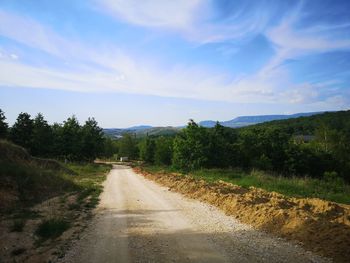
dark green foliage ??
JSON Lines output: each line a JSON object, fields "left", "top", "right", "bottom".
{"left": 140, "top": 111, "right": 350, "bottom": 183}
{"left": 102, "top": 137, "right": 119, "bottom": 158}
{"left": 31, "top": 113, "right": 53, "bottom": 157}
{"left": 139, "top": 137, "right": 156, "bottom": 163}
{"left": 60, "top": 116, "right": 83, "bottom": 160}
{"left": 173, "top": 120, "right": 210, "bottom": 170}
{"left": 81, "top": 118, "right": 104, "bottom": 161}
{"left": 35, "top": 218, "right": 70, "bottom": 240}
{"left": 154, "top": 136, "right": 173, "bottom": 165}
{"left": 3, "top": 110, "right": 106, "bottom": 161}
{"left": 0, "top": 109, "right": 8, "bottom": 138}
{"left": 207, "top": 123, "right": 238, "bottom": 168}
{"left": 118, "top": 133, "right": 138, "bottom": 159}
{"left": 10, "top": 112, "right": 34, "bottom": 150}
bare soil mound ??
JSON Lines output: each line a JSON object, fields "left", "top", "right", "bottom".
{"left": 134, "top": 167, "right": 350, "bottom": 263}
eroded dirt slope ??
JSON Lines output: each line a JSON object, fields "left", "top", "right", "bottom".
{"left": 134, "top": 167, "right": 350, "bottom": 262}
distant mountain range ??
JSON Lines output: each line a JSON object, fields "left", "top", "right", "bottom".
{"left": 199, "top": 112, "right": 323, "bottom": 128}
{"left": 103, "top": 112, "right": 324, "bottom": 138}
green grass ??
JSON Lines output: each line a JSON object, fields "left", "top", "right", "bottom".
{"left": 35, "top": 218, "right": 70, "bottom": 240}
{"left": 66, "top": 163, "right": 111, "bottom": 208}
{"left": 142, "top": 165, "right": 350, "bottom": 204}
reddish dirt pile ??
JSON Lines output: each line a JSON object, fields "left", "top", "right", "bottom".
{"left": 134, "top": 167, "right": 350, "bottom": 263}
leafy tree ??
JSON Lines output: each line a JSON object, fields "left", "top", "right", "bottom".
{"left": 207, "top": 122, "right": 238, "bottom": 168}
{"left": 0, "top": 109, "right": 8, "bottom": 138}
{"left": 118, "top": 133, "right": 138, "bottom": 159}
{"left": 154, "top": 136, "right": 173, "bottom": 165}
{"left": 31, "top": 113, "right": 53, "bottom": 157}
{"left": 139, "top": 136, "right": 156, "bottom": 163}
{"left": 102, "top": 137, "right": 119, "bottom": 159}
{"left": 10, "top": 112, "right": 34, "bottom": 151}
{"left": 173, "top": 120, "right": 209, "bottom": 170}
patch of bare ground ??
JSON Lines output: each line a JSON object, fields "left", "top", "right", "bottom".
{"left": 134, "top": 167, "right": 350, "bottom": 263}
{"left": 0, "top": 193, "right": 93, "bottom": 263}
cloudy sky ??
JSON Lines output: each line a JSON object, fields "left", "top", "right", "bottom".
{"left": 0, "top": 0, "right": 349, "bottom": 127}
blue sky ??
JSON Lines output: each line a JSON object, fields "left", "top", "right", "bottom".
{"left": 0, "top": 0, "right": 349, "bottom": 128}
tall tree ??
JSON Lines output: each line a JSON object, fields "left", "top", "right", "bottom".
{"left": 10, "top": 112, "right": 34, "bottom": 150}
{"left": 31, "top": 113, "right": 53, "bottom": 157}
{"left": 0, "top": 109, "right": 8, "bottom": 139}
{"left": 154, "top": 136, "right": 173, "bottom": 165}
{"left": 139, "top": 136, "right": 156, "bottom": 163}
{"left": 61, "top": 116, "right": 82, "bottom": 160}
{"left": 81, "top": 117, "right": 104, "bottom": 160}
{"left": 173, "top": 120, "right": 209, "bottom": 170}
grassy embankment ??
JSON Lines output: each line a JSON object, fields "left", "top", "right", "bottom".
{"left": 142, "top": 165, "right": 350, "bottom": 204}
{"left": 0, "top": 140, "right": 111, "bottom": 261}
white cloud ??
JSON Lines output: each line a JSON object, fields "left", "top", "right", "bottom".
{"left": 10, "top": 54, "right": 18, "bottom": 60}
{"left": 0, "top": 7, "right": 349, "bottom": 110}
{"left": 95, "top": 0, "right": 203, "bottom": 29}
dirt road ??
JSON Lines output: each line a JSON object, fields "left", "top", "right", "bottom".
{"left": 61, "top": 165, "right": 328, "bottom": 263}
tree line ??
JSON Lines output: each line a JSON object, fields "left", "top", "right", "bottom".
{"left": 2, "top": 107, "right": 349, "bottom": 182}
{"left": 134, "top": 111, "right": 350, "bottom": 182}
{"left": 0, "top": 109, "right": 107, "bottom": 161}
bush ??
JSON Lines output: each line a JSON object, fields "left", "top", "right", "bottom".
{"left": 35, "top": 218, "right": 70, "bottom": 240}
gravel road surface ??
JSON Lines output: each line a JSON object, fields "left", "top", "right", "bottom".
{"left": 61, "top": 165, "right": 328, "bottom": 263}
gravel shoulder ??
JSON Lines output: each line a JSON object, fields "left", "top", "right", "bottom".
{"left": 61, "top": 165, "right": 329, "bottom": 263}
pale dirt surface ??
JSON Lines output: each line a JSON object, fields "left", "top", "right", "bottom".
{"left": 60, "top": 165, "right": 329, "bottom": 263}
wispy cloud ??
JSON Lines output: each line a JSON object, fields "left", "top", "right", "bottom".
{"left": 0, "top": 1, "right": 349, "bottom": 110}
{"left": 95, "top": 0, "right": 203, "bottom": 29}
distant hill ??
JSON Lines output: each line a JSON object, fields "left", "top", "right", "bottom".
{"left": 103, "top": 111, "right": 327, "bottom": 138}
{"left": 239, "top": 110, "right": 350, "bottom": 135}
{"left": 103, "top": 126, "right": 180, "bottom": 138}
{"left": 200, "top": 112, "right": 324, "bottom": 128}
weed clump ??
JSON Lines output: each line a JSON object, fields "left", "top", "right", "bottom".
{"left": 35, "top": 218, "right": 70, "bottom": 240}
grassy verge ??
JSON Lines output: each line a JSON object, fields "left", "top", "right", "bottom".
{"left": 66, "top": 163, "right": 111, "bottom": 209}
{"left": 142, "top": 165, "right": 350, "bottom": 204}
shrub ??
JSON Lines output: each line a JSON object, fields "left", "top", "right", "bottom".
{"left": 35, "top": 218, "right": 70, "bottom": 240}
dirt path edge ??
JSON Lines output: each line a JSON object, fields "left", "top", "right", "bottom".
{"left": 133, "top": 167, "right": 350, "bottom": 263}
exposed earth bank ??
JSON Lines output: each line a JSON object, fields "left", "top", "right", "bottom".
{"left": 134, "top": 167, "right": 350, "bottom": 263}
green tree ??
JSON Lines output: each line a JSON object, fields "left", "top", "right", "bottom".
{"left": 139, "top": 136, "right": 156, "bottom": 163}
{"left": 102, "top": 137, "right": 119, "bottom": 159}
{"left": 118, "top": 133, "right": 138, "bottom": 159}
{"left": 154, "top": 136, "right": 173, "bottom": 165}
{"left": 207, "top": 122, "right": 238, "bottom": 168}
{"left": 61, "top": 116, "right": 82, "bottom": 160}
{"left": 81, "top": 117, "right": 104, "bottom": 160}
{"left": 31, "top": 113, "right": 53, "bottom": 157}
{"left": 173, "top": 120, "right": 209, "bottom": 170}
{"left": 0, "top": 109, "right": 8, "bottom": 138}
{"left": 10, "top": 112, "right": 34, "bottom": 151}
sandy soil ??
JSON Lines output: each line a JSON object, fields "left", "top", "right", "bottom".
{"left": 61, "top": 165, "right": 328, "bottom": 263}
{"left": 134, "top": 168, "right": 350, "bottom": 262}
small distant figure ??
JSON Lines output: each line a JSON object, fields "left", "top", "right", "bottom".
{"left": 120, "top": 157, "right": 129, "bottom": 162}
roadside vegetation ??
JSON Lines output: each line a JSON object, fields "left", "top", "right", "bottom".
{"left": 133, "top": 110, "right": 350, "bottom": 204}
{"left": 0, "top": 138, "right": 111, "bottom": 262}
{"left": 142, "top": 165, "right": 350, "bottom": 204}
